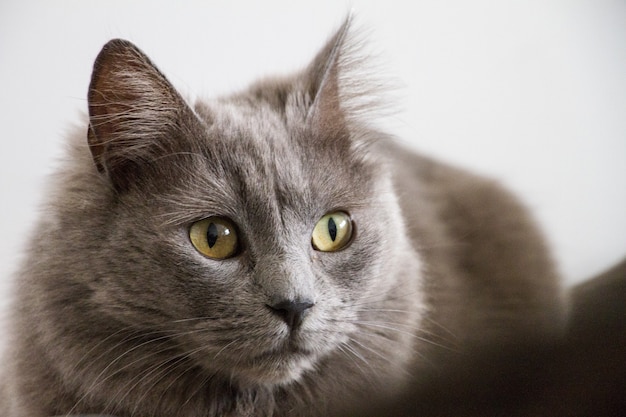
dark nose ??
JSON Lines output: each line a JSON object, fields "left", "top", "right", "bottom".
{"left": 267, "top": 299, "right": 315, "bottom": 330}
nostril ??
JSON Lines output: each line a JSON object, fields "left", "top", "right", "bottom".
{"left": 267, "top": 299, "right": 315, "bottom": 330}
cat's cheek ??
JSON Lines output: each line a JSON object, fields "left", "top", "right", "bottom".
{"left": 312, "top": 251, "right": 380, "bottom": 296}
{"left": 181, "top": 239, "right": 246, "bottom": 282}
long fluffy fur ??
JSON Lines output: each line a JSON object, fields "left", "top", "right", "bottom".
{"left": 1, "top": 18, "right": 565, "bottom": 417}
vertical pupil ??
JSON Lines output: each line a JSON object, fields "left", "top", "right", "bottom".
{"left": 207, "top": 222, "right": 218, "bottom": 248}
{"left": 328, "top": 217, "right": 337, "bottom": 241}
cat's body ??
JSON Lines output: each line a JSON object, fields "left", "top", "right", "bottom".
{"left": 1, "top": 20, "right": 565, "bottom": 417}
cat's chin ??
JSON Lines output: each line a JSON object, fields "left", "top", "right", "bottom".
{"left": 231, "top": 349, "right": 318, "bottom": 387}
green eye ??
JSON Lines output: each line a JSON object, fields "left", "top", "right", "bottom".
{"left": 189, "top": 217, "right": 239, "bottom": 259}
{"left": 312, "top": 211, "right": 353, "bottom": 252}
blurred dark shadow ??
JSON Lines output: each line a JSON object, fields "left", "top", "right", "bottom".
{"left": 356, "top": 258, "right": 626, "bottom": 417}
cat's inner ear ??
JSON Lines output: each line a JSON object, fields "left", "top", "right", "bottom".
{"left": 304, "top": 16, "right": 353, "bottom": 140}
{"left": 87, "top": 39, "right": 192, "bottom": 190}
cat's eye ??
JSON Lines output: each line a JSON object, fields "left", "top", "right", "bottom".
{"left": 189, "top": 217, "right": 239, "bottom": 260}
{"left": 312, "top": 211, "right": 353, "bottom": 252}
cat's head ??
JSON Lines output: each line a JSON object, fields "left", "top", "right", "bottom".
{"left": 67, "top": 18, "right": 421, "bottom": 388}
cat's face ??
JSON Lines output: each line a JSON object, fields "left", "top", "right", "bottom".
{"left": 80, "top": 22, "right": 418, "bottom": 388}
{"left": 121, "top": 107, "right": 394, "bottom": 386}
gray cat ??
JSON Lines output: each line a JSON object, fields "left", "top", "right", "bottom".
{"left": 1, "top": 18, "right": 566, "bottom": 417}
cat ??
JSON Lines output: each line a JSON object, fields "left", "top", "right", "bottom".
{"left": 1, "top": 17, "right": 566, "bottom": 417}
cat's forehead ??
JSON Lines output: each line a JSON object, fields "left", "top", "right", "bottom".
{"left": 203, "top": 100, "right": 290, "bottom": 143}
{"left": 193, "top": 96, "right": 316, "bottom": 183}
{"left": 168, "top": 96, "right": 378, "bottom": 227}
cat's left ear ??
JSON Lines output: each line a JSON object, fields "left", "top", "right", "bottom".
{"left": 304, "top": 16, "right": 353, "bottom": 140}
{"left": 87, "top": 39, "right": 196, "bottom": 191}
{"left": 304, "top": 15, "right": 379, "bottom": 143}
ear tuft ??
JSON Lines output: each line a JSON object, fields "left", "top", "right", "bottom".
{"left": 304, "top": 15, "right": 394, "bottom": 142}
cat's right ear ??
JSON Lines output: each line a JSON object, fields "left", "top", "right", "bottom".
{"left": 87, "top": 39, "right": 194, "bottom": 191}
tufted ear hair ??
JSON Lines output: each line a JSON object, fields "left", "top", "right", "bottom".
{"left": 303, "top": 16, "right": 353, "bottom": 141}
{"left": 87, "top": 39, "right": 196, "bottom": 191}
{"left": 302, "top": 14, "right": 389, "bottom": 150}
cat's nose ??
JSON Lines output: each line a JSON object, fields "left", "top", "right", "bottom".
{"left": 267, "top": 299, "right": 315, "bottom": 330}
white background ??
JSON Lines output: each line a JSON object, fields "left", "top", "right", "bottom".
{"left": 1, "top": 0, "right": 625, "bottom": 324}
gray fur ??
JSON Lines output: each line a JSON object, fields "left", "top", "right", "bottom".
{"left": 1, "top": 18, "right": 565, "bottom": 417}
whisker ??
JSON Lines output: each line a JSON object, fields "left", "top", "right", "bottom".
{"left": 68, "top": 334, "right": 173, "bottom": 416}
{"left": 343, "top": 313, "right": 450, "bottom": 340}
{"left": 422, "top": 315, "right": 459, "bottom": 340}
{"left": 343, "top": 286, "right": 424, "bottom": 310}
{"left": 128, "top": 354, "right": 190, "bottom": 416}
{"left": 69, "top": 324, "right": 216, "bottom": 415}
{"left": 181, "top": 372, "right": 213, "bottom": 410}
{"left": 64, "top": 325, "right": 150, "bottom": 383}
{"left": 348, "top": 337, "right": 394, "bottom": 364}
{"left": 337, "top": 341, "right": 372, "bottom": 376}
{"left": 117, "top": 329, "right": 246, "bottom": 415}
{"left": 348, "top": 320, "right": 458, "bottom": 352}
{"left": 347, "top": 327, "right": 435, "bottom": 367}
